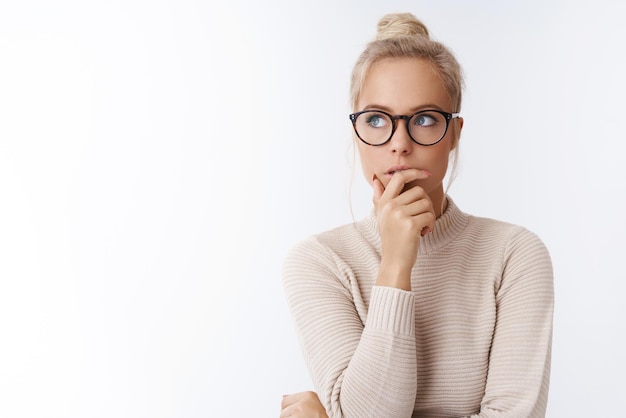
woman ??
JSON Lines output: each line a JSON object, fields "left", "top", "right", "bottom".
{"left": 281, "top": 12, "right": 553, "bottom": 418}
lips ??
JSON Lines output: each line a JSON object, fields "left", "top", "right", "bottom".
{"left": 385, "top": 165, "right": 413, "bottom": 176}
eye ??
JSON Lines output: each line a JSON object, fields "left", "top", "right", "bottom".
{"left": 413, "top": 112, "right": 440, "bottom": 127}
{"left": 365, "top": 113, "right": 388, "bottom": 128}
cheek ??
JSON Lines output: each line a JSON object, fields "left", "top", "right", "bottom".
{"left": 356, "top": 144, "right": 377, "bottom": 185}
{"left": 426, "top": 135, "right": 455, "bottom": 172}
{"left": 434, "top": 148, "right": 451, "bottom": 171}
{"left": 425, "top": 150, "right": 452, "bottom": 184}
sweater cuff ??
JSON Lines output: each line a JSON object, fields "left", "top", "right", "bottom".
{"left": 366, "top": 286, "right": 415, "bottom": 336}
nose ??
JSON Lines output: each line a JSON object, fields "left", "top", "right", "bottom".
{"left": 389, "top": 119, "right": 413, "bottom": 154}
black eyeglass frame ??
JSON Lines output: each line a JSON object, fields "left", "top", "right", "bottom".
{"left": 349, "top": 109, "right": 461, "bottom": 146}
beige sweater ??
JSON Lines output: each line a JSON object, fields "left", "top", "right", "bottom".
{"left": 283, "top": 198, "right": 553, "bottom": 418}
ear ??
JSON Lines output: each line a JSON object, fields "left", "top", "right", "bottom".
{"left": 450, "top": 117, "right": 464, "bottom": 151}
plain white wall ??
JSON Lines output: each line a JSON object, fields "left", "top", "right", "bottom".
{"left": 1, "top": 0, "right": 625, "bottom": 416}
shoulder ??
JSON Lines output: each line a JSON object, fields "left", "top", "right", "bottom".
{"left": 284, "top": 212, "right": 376, "bottom": 266}
{"left": 466, "top": 214, "right": 549, "bottom": 254}
{"left": 282, "top": 221, "right": 369, "bottom": 301}
{"left": 282, "top": 212, "right": 380, "bottom": 291}
{"left": 285, "top": 221, "right": 359, "bottom": 258}
{"left": 434, "top": 198, "right": 548, "bottom": 259}
{"left": 457, "top": 210, "right": 552, "bottom": 280}
{"left": 465, "top": 214, "right": 553, "bottom": 296}
{"left": 283, "top": 221, "right": 358, "bottom": 273}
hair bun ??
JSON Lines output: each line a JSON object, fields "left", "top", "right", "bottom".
{"left": 376, "top": 12, "right": 429, "bottom": 41}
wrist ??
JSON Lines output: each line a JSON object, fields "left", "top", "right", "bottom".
{"left": 376, "top": 261, "right": 412, "bottom": 291}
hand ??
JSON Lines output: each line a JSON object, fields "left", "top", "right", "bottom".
{"left": 280, "top": 391, "right": 329, "bottom": 418}
{"left": 372, "top": 169, "right": 435, "bottom": 290}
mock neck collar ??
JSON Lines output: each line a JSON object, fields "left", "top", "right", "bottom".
{"left": 356, "top": 196, "right": 470, "bottom": 255}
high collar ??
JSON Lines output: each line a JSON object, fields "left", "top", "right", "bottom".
{"left": 356, "top": 196, "right": 470, "bottom": 255}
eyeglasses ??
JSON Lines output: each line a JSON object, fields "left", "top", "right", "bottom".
{"left": 349, "top": 109, "right": 461, "bottom": 146}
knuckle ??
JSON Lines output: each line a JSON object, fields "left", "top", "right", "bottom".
{"left": 381, "top": 200, "right": 396, "bottom": 215}
{"left": 407, "top": 222, "right": 420, "bottom": 234}
{"left": 391, "top": 208, "right": 405, "bottom": 222}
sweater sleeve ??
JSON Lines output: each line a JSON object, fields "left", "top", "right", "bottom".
{"left": 469, "top": 228, "right": 554, "bottom": 418}
{"left": 283, "top": 237, "right": 417, "bottom": 418}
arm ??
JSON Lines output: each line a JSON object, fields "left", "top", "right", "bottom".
{"left": 470, "top": 228, "right": 554, "bottom": 418}
{"left": 283, "top": 170, "right": 433, "bottom": 417}
{"left": 283, "top": 239, "right": 417, "bottom": 418}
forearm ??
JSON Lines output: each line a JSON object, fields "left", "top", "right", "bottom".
{"left": 284, "top": 239, "right": 418, "bottom": 418}
{"left": 325, "top": 286, "right": 417, "bottom": 417}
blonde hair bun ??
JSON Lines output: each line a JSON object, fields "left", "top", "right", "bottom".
{"left": 376, "top": 12, "right": 429, "bottom": 41}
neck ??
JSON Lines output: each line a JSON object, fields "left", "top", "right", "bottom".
{"left": 429, "top": 185, "right": 447, "bottom": 218}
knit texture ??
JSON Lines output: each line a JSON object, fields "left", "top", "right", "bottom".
{"left": 283, "top": 198, "right": 553, "bottom": 418}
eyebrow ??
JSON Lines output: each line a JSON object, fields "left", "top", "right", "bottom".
{"left": 362, "top": 103, "right": 446, "bottom": 113}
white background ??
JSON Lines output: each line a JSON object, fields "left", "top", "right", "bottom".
{"left": 1, "top": 0, "right": 625, "bottom": 417}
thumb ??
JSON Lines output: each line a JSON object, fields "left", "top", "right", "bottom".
{"left": 372, "top": 174, "right": 384, "bottom": 206}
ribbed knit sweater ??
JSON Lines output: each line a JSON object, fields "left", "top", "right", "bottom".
{"left": 283, "top": 197, "right": 553, "bottom": 418}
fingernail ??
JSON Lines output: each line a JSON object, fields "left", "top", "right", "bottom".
{"left": 423, "top": 170, "right": 432, "bottom": 176}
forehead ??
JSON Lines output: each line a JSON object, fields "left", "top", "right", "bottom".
{"left": 358, "top": 58, "right": 452, "bottom": 112}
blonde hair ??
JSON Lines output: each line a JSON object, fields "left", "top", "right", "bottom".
{"left": 349, "top": 12, "right": 465, "bottom": 189}
{"left": 350, "top": 12, "right": 464, "bottom": 114}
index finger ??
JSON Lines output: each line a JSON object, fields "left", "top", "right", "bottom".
{"left": 382, "top": 168, "right": 431, "bottom": 199}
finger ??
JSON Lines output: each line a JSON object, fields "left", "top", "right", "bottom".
{"left": 390, "top": 199, "right": 435, "bottom": 235}
{"left": 392, "top": 184, "right": 431, "bottom": 206}
{"left": 279, "top": 403, "right": 293, "bottom": 417}
{"left": 400, "top": 196, "right": 434, "bottom": 217}
{"left": 414, "top": 211, "right": 436, "bottom": 236}
{"left": 382, "top": 169, "right": 431, "bottom": 199}
{"left": 280, "top": 395, "right": 299, "bottom": 417}
{"left": 372, "top": 175, "right": 385, "bottom": 207}
{"left": 281, "top": 394, "right": 296, "bottom": 409}
{"left": 281, "top": 392, "right": 314, "bottom": 409}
